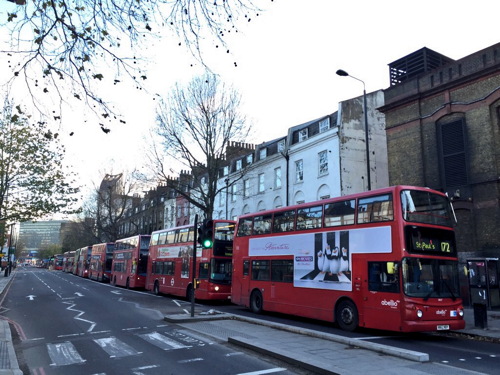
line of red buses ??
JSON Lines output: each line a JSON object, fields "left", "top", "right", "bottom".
{"left": 52, "top": 186, "right": 466, "bottom": 333}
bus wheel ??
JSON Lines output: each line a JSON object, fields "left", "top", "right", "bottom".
{"left": 250, "top": 290, "right": 263, "bottom": 314}
{"left": 335, "top": 299, "right": 359, "bottom": 332}
{"left": 153, "top": 281, "right": 160, "bottom": 296}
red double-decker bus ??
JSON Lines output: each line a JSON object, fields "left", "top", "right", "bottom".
{"left": 231, "top": 185, "right": 465, "bottom": 333}
{"left": 75, "top": 246, "right": 92, "bottom": 278}
{"left": 146, "top": 220, "right": 235, "bottom": 301}
{"left": 89, "top": 242, "right": 115, "bottom": 282}
{"left": 111, "top": 235, "right": 151, "bottom": 289}
{"left": 52, "top": 254, "right": 63, "bottom": 270}
{"left": 62, "top": 250, "right": 75, "bottom": 273}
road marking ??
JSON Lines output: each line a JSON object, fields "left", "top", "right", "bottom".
{"left": 94, "top": 337, "right": 142, "bottom": 358}
{"left": 226, "top": 352, "right": 245, "bottom": 356}
{"left": 26, "top": 295, "right": 36, "bottom": 301}
{"left": 63, "top": 301, "right": 97, "bottom": 332}
{"left": 132, "top": 365, "right": 160, "bottom": 375}
{"left": 47, "top": 341, "right": 86, "bottom": 366}
{"left": 178, "top": 358, "right": 203, "bottom": 363}
{"left": 74, "top": 292, "right": 84, "bottom": 297}
{"left": 139, "top": 331, "right": 191, "bottom": 351}
{"left": 237, "top": 369, "right": 288, "bottom": 375}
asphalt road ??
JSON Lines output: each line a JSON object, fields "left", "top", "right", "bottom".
{"left": 4, "top": 268, "right": 303, "bottom": 375}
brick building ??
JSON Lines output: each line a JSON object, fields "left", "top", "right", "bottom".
{"left": 380, "top": 44, "right": 500, "bottom": 301}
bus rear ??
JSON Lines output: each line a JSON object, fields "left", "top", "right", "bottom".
{"left": 147, "top": 220, "right": 234, "bottom": 300}
{"left": 89, "top": 243, "right": 114, "bottom": 282}
{"left": 111, "top": 235, "right": 150, "bottom": 289}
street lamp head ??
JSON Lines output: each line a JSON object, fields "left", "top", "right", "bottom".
{"left": 336, "top": 69, "right": 349, "bottom": 77}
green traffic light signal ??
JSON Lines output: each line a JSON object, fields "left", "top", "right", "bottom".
{"left": 202, "top": 238, "right": 213, "bottom": 249}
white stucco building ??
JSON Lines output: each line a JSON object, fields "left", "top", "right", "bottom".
{"left": 215, "top": 90, "right": 388, "bottom": 220}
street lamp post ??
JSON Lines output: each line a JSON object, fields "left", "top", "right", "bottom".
{"left": 336, "top": 69, "right": 371, "bottom": 191}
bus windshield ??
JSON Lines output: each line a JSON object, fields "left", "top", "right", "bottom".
{"left": 402, "top": 258, "right": 460, "bottom": 300}
{"left": 401, "top": 189, "right": 455, "bottom": 227}
{"left": 210, "top": 258, "right": 232, "bottom": 284}
{"left": 214, "top": 222, "right": 235, "bottom": 241}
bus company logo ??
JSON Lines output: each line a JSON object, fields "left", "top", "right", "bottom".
{"left": 436, "top": 309, "right": 447, "bottom": 316}
{"left": 381, "top": 299, "right": 399, "bottom": 308}
{"left": 264, "top": 242, "right": 290, "bottom": 251}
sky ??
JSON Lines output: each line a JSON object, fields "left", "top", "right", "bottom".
{"left": 2, "top": 0, "right": 500, "bottom": 200}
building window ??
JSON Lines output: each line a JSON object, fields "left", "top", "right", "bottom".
{"left": 437, "top": 118, "right": 468, "bottom": 188}
{"left": 299, "top": 129, "right": 308, "bottom": 142}
{"left": 236, "top": 159, "right": 242, "bottom": 171}
{"left": 319, "top": 118, "right": 330, "bottom": 133}
{"left": 231, "top": 183, "right": 238, "bottom": 202}
{"left": 246, "top": 154, "right": 253, "bottom": 164}
{"left": 277, "top": 140, "right": 285, "bottom": 153}
{"left": 223, "top": 166, "right": 229, "bottom": 176}
{"left": 244, "top": 179, "right": 250, "bottom": 198}
{"left": 258, "top": 173, "right": 265, "bottom": 193}
{"left": 295, "top": 160, "right": 303, "bottom": 182}
{"left": 318, "top": 150, "right": 328, "bottom": 176}
{"left": 259, "top": 148, "right": 267, "bottom": 160}
{"left": 274, "top": 167, "right": 282, "bottom": 189}
{"left": 220, "top": 190, "right": 226, "bottom": 206}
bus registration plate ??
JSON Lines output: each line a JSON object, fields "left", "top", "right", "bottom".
{"left": 437, "top": 325, "right": 450, "bottom": 331}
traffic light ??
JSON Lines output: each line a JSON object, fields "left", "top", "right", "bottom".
{"left": 197, "top": 219, "right": 214, "bottom": 249}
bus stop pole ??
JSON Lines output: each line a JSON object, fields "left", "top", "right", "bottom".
{"left": 191, "top": 214, "right": 199, "bottom": 317}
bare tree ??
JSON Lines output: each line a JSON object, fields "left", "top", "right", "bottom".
{"left": 60, "top": 217, "right": 99, "bottom": 252}
{"left": 2, "top": 0, "right": 261, "bottom": 127}
{"left": 152, "top": 72, "right": 251, "bottom": 220}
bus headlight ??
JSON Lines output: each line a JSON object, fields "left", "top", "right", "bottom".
{"left": 416, "top": 309, "right": 423, "bottom": 318}
{"left": 458, "top": 309, "right": 464, "bottom": 317}
{"left": 214, "top": 286, "right": 220, "bottom": 292}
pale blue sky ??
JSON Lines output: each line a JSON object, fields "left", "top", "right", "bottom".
{"left": 2, "top": 0, "right": 499, "bottom": 195}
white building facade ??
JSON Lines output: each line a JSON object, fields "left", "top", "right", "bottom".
{"left": 216, "top": 90, "right": 387, "bottom": 219}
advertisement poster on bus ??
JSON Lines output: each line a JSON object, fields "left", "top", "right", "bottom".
{"left": 157, "top": 245, "right": 202, "bottom": 278}
{"left": 248, "top": 226, "right": 392, "bottom": 291}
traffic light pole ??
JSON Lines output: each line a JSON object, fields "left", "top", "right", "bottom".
{"left": 191, "top": 214, "right": 199, "bottom": 317}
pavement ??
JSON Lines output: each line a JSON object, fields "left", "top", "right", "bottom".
{"left": 0, "top": 270, "right": 499, "bottom": 375}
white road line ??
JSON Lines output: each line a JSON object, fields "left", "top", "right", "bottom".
{"left": 237, "top": 369, "right": 288, "bottom": 375}
{"left": 47, "top": 341, "right": 86, "bottom": 366}
{"left": 226, "top": 352, "right": 245, "bottom": 357}
{"left": 178, "top": 358, "right": 203, "bottom": 364}
{"left": 93, "top": 337, "right": 142, "bottom": 358}
{"left": 63, "top": 301, "right": 97, "bottom": 332}
{"left": 90, "top": 330, "right": 111, "bottom": 335}
{"left": 139, "top": 332, "right": 191, "bottom": 350}
{"left": 132, "top": 365, "right": 160, "bottom": 370}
